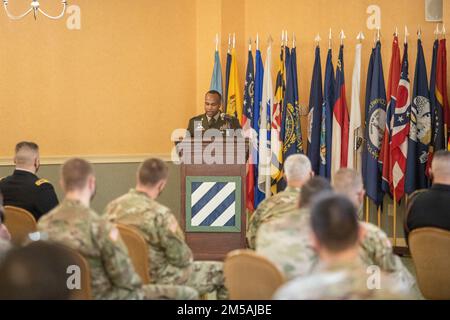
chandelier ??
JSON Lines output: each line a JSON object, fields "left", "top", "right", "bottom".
{"left": 3, "top": 0, "right": 67, "bottom": 20}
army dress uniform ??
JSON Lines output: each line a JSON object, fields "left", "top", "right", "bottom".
{"left": 246, "top": 186, "right": 301, "bottom": 249}
{"left": 0, "top": 170, "right": 59, "bottom": 221}
{"left": 38, "top": 199, "right": 198, "bottom": 300}
{"left": 274, "top": 259, "right": 412, "bottom": 300}
{"left": 187, "top": 113, "right": 241, "bottom": 137}
{"left": 105, "top": 189, "right": 228, "bottom": 299}
{"left": 256, "top": 209, "right": 419, "bottom": 297}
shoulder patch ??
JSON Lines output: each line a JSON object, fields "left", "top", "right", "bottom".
{"left": 35, "top": 178, "right": 50, "bottom": 186}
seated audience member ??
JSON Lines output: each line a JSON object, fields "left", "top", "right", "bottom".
{"left": 405, "top": 150, "right": 450, "bottom": 239}
{"left": 0, "top": 142, "right": 58, "bottom": 221}
{"left": 332, "top": 169, "right": 417, "bottom": 293}
{"left": 274, "top": 193, "right": 412, "bottom": 300}
{"left": 38, "top": 158, "right": 197, "bottom": 300}
{"left": 256, "top": 177, "right": 332, "bottom": 279}
{"left": 0, "top": 241, "right": 77, "bottom": 300}
{"left": 0, "top": 193, "right": 12, "bottom": 261}
{"left": 247, "top": 154, "right": 313, "bottom": 249}
{"left": 105, "top": 158, "right": 227, "bottom": 299}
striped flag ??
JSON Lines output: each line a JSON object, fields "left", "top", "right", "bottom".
{"left": 390, "top": 43, "right": 410, "bottom": 201}
{"left": 258, "top": 44, "right": 273, "bottom": 198}
{"left": 271, "top": 45, "right": 285, "bottom": 194}
{"left": 331, "top": 44, "right": 350, "bottom": 176}
{"left": 243, "top": 48, "right": 255, "bottom": 211}
{"left": 381, "top": 35, "right": 401, "bottom": 195}
{"left": 307, "top": 45, "right": 323, "bottom": 174}
{"left": 318, "top": 48, "right": 335, "bottom": 179}
{"left": 348, "top": 39, "right": 363, "bottom": 172}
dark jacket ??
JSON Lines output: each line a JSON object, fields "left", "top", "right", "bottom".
{"left": 405, "top": 184, "right": 450, "bottom": 241}
{"left": 0, "top": 170, "right": 59, "bottom": 221}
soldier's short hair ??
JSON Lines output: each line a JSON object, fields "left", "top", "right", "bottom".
{"left": 332, "top": 168, "right": 363, "bottom": 196}
{"left": 432, "top": 150, "right": 450, "bottom": 177}
{"left": 0, "top": 241, "right": 76, "bottom": 299}
{"left": 284, "top": 154, "right": 312, "bottom": 181}
{"left": 61, "top": 158, "right": 94, "bottom": 191}
{"left": 205, "top": 90, "right": 222, "bottom": 104}
{"left": 299, "top": 177, "right": 332, "bottom": 208}
{"left": 138, "top": 158, "right": 169, "bottom": 187}
{"left": 14, "top": 142, "right": 39, "bottom": 166}
{"left": 15, "top": 141, "right": 39, "bottom": 153}
{"left": 310, "top": 193, "right": 359, "bottom": 253}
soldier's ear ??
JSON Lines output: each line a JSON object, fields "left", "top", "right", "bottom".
{"left": 310, "top": 232, "right": 320, "bottom": 251}
{"left": 358, "top": 224, "right": 367, "bottom": 243}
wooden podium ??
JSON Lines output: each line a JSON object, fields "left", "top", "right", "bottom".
{"left": 176, "top": 137, "right": 248, "bottom": 261}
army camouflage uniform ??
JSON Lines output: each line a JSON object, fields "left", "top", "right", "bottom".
{"left": 246, "top": 186, "right": 301, "bottom": 249}
{"left": 38, "top": 199, "right": 198, "bottom": 300}
{"left": 256, "top": 208, "right": 419, "bottom": 297}
{"left": 187, "top": 113, "right": 242, "bottom": 137}
{"left": 274, "top": 259, "right": 413, "bottom": 300}
{"left": 105, "top": 189, "right": 227, "bottom": 299}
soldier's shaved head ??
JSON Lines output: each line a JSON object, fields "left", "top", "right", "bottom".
{"left": 283, "top": 154, "right": 313, "bottom": 186}
{"left": 61, "top": 158, "right": 94, "bottom": 192}
{"left": 431, "top": 151, "right": 450, "bottom": 184}
{"left": 14, "top": 142, "right": 40, "bottom": 171}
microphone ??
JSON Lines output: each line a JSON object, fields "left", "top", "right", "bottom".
{"left": 220, "top": 113, "right": 234, "bottom": 121}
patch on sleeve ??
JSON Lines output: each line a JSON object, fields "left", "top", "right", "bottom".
{"left": 109, "top": 227, "right": 120, "bottom": 242}
{"left": 168, "top": 216, "right": 179, "bottom": 234}
{"left": 35, "top": 178, "right": 50, "bottom": 186}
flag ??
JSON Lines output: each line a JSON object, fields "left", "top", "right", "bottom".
{"left": 243, "top": 48, "right": 255, "bottom": 211}
{"left": 253, "top": 49, "right": 265, "bottom": 208}
{"left": 271, "top": 46, "right": 285, "bottom": 194}
{"left": 281, "top": 45, "right": 303, "bottom": 177}
{"left": 348, "top": 40, "right": 363, "bottom": 172}
{"left": 258, "top": 44, "right": 273, "bottom": 198}
{"left": 226, "top": 48, "right": 243, "bottom": 122}
{"left": 224, "top": 51, "right": 232, "bottom": 111}
{"left": 390, "top": 43, "right": 410, "bottom": 201}
{"left": 381, "top": 36, "right": 401, "bottom": 195}
{"left": 405, "top": 39, "right": 432, "bottom": 194}
{"left": 291, "top": 47, "right": 304, "bottom": 154}
{"left": 436, "top": 38, "right": 450, "bottom": 148}
{"left": 362, "top": 47, "right": 375, "bottom": 192}
{"left": 331, "top": 45, "right": 350, "bottom": 176}
{"left": 426, "top": 39, "right": 441, "bottom": 177}
{"left": 210, "top": 51, "right": 223, "bottom": 95}
{"left": 307, "top": 45, "right": 323, "bottom": 174}
{"left": 363, "top": 41, "right": 387, "bottom": 206}
{"left": 319, "top": 48, "right": 335, "bottom": 179}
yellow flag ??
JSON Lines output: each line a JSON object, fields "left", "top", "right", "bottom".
{"left": 226, "top": 48, "right": 243, "bottom": 122}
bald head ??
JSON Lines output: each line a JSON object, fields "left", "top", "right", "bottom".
{"left": 332, "top": 169, "right": 365, "bottom": 209}
{"left": 14, "top": 142, "right": 40, "bottom": 173}
{"left": 283, "top": 154, "right": 313, "bottom": 186}
{"left": 431, "top": 151, "right": 450, "bottom": 184}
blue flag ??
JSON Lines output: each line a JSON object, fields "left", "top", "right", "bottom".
{"left": 291, "top": 47, "right": 304, "bottom": 154}
{"left": 210, "top": 51, "right": 223, "bottom": 96}
{"left": 405, "top": 39, "right": 432, "bottom": 194}
{"left": 307, "top": 46, "right": 323, "bottom": 174}
{"left": 253, "top": 49, "right": 265, "bottom": 207}
{"left": 429, "top": 40, "right": 445, "bottom": 154}
{"left": 363, "top": 41, "right": 387, "bottom": 206}
{"left": 362, "top": 48, "right": 375, "bottom": 190}
{"left": 224, "top": 52, "right": 232, "bottom": 112}
{"left": 319, "top": 49, "right": 335, "bottom": 179}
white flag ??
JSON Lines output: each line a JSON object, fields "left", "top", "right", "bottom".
{"left": 259, "top": 44, "right": 273, "bottom": 198}
{"left": 348, "top": 39, "right": 363, "bottom": 171}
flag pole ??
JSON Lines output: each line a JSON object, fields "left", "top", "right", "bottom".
{"left": 256, "top": 33, "right": 259, "bottom": 51}
{"left": 248, "top": 37, "right": 252, "bottom": 52}
{"left": 393, "top": 193, "right": 397, "bottom": 247}
{"left": 292, "top": 32, "right": 296, "bottom": 49}
{"left": 227, "top": 34, "right": 231, "bottom": 54}
{"left": 365, "top": 196, "right": 369, "bottom": 223}
{"left": 328, "top": 28, "right": 332, "bottom": 49}
{"left": 233, "top": 33, "right": 236, "bottom": 49}
{"left": 315, "top": 33, "right": 321, "bottom": 47}
{"left": 377, "top": 205, "right": 381, "bottom": 228}
{"left": 215, "top": 33, "right": 219, "bottom": 52}
{"left": 340, "top": 30, "right": 346, "bottom": 46}
{"left": 443, "top": 25, "right": 448, "bottom": 145}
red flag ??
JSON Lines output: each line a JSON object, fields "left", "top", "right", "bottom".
{"left": 381, "top": 36, "right": 401, "bottom": 195}
{"left": 436, "top": 39, "right": 450, "bottom": 141}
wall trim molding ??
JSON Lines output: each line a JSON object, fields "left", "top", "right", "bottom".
{"left": 0, "top": 153, "right": 174, "bottom": 166}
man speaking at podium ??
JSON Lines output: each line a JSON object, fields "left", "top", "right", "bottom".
{"left": 186, "top": 90, "right": 241, "bottom": 137}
